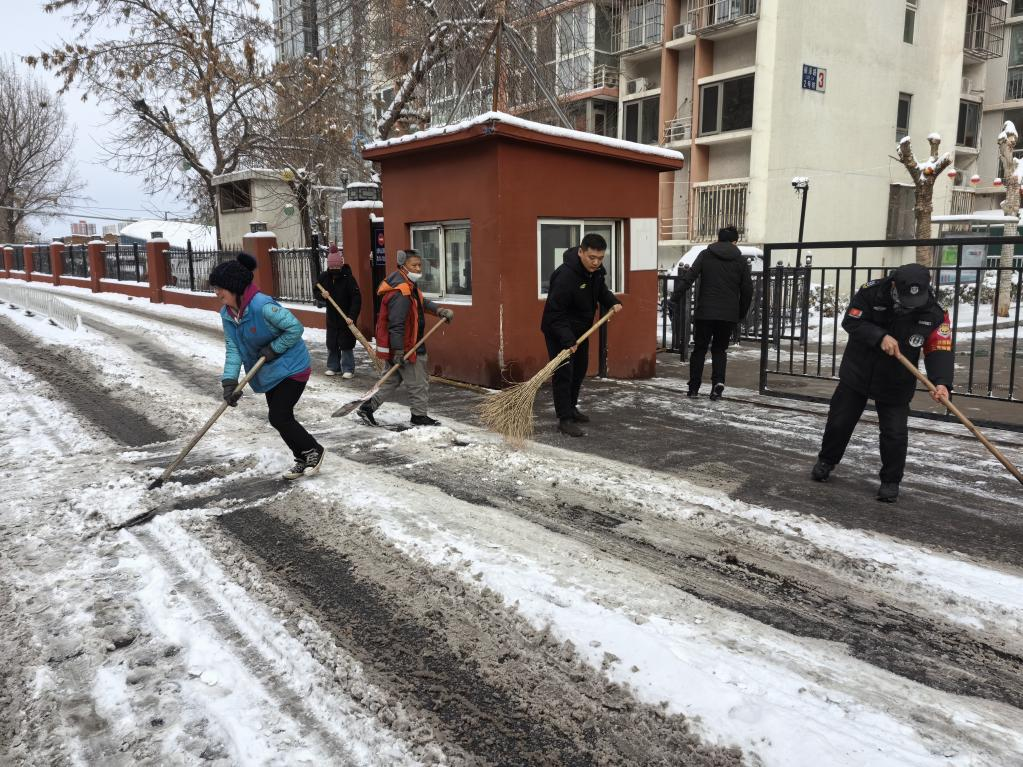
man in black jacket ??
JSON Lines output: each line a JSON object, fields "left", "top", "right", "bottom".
{"left": 812, "top": 263, "right": 953, "bottom": 502}
{"left": 540, "top": 233, "right": 622, "bottom": 437}
{"left": 672, "top": 226, "right": 753, "bottom": 400}
{"left": 316, "top": 243, "right": 362, "bottom": 378}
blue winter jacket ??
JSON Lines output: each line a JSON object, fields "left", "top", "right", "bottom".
{"left": 220, "top": 288, "right": 310, "bottom": 393}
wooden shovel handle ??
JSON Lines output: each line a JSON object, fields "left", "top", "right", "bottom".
{"left": 894, "top": 350, "right": 1023, "bottom": 485}
{"left": 573, "top": 308, "right": 617, "bottom": 348}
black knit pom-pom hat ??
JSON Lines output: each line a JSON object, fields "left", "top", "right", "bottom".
{"left": 209, "top": 253, "right": 257, "bottom": 296}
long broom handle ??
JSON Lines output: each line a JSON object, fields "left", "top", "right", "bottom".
{"left": 571, "top": 308, "right": 617, "bottom": 349}
{"left": 895, "top": 350, "right": 1023, "bottom": 485}
{"left": 333, "top": 317, "right": 451, "bottom": 416}
{"left": 152, "top": 357, "right": 267, "bottom": 487}
{"left": 315, "top": 283, "right": 384, "bottom": 372}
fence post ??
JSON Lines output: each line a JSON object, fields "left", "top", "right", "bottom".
{"left": 146, "top": 232, "right": 170, "bottom": 303}
{"left": 2, "top": 246, "right": 12, "bottom": 277}
{"left": 676, "top": 267, "right": 690, "bottom": 362}
{"left": 133, "top": 243, "right": 142, "bottom": 282}
{"left": 51, "top": 241, "right": 64, "bottom": 286}
{"left": 87, "top": 239, "right": 106, "bottom": 292}
{"left": 758, "top": 248, "right": 773, "bottom": 394}
{"left": 771, "top": 261, "right": 784, "bottom": 348}
{"left": 185, "top": 239, "right": 196, "bottom": 292}
{"left": 242, "top": 223, "right": 278, "bottom": 297}
{"left": 23, "top": 245, "right": 34, "bottom": 282}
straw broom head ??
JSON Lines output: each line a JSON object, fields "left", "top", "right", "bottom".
{"left": 477, "top": 348, "right": 573, "bottom": 443}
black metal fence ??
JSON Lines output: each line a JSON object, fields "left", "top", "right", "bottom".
{"left": 758, "top": 236, "right": 1023, "bottom": 431}
{"left": 104, "top": 243, "right": 146, "bottom": 282}
{"left": 657, "top": 261, "right": 776, "bottom": 358}
{"left": 62, "top": 244, "right": 90, "bottom": 278}
{"left": 270, "top": 245, "right": 328, "bottom": 303}
{"left": 10, "top": 245, "right": 25, "bottom": 272}
{"left": 33, "top": 244, "right": 52, "bottom": 274}
{"left": 164, "top": 241, "right": 236, "bottom": 293}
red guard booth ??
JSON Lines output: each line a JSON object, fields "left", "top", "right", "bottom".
{"left": 363, "top": 112, "right": 684, "bottom": 388}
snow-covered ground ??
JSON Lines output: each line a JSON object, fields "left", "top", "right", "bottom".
{"left": 2, "top": 281, "right": 1022, "bottom": 766}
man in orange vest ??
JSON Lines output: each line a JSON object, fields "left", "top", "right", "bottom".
{"left": 358, "top": 249, "right": 454, "bottom": 427}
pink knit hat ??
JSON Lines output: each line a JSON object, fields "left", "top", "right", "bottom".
{"left": 327, "top": 242, "right": 343, "bottom": 269}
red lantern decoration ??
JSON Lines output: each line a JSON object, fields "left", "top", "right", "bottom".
{"left": 947, "top": 168, "right": 958, "bottom": 180}
{"left": 994, "top": 177, "right": 1004, "bottom": 187}
{"left": 970, "top": 174, "right": 981, "bottom": 186}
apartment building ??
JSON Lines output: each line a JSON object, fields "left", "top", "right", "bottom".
{"left": 643, "top": 0, "right": 1011, "bottom": 268}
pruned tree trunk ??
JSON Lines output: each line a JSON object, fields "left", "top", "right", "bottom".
{"left": 996, "top": 122, "right": 1019, "bottom": 319}
{"left": 897, "top": 135, "right": 952, "bottom": 266}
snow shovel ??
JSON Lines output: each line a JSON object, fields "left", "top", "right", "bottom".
{"left": 331, "top": 317, "right": 451, "bottom": 418}
{"left": 895, "top": 349, "right": 1023, "bottom": 485}
{"left": 315, "top": 283, "right": 385, "bottom": 374}
{"left": 146, "top": 357, "right": 268, "bottom": 491}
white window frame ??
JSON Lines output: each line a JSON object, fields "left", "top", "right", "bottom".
{"left": 409, "top": 220, "right": 473, "bottom": 303}
{"left": 536, "top": 218, "right": 624, "bottom": 299}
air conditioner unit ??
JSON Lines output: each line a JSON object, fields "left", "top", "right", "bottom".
{"left": 626, "top": 77, "right": 648, "bottom": 96}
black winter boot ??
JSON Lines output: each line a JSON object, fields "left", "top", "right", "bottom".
{"left": 811, "top": 460, "right": 834, "bottom": 482}
{"left": 357, "top": 403, "right": 378, "bottom": 427}
{"left": 877, "top": 482, "right": 900, "bottom": 503}
{"left": 558, "top": 418, "right": 585, "bottom": 437}
{"left": 709, "top": 383, "right": 725, "bottom": 401}
{"left": 571, "top": 408, "right": 590, "bottom": 423}
{"left": 410, "top": 414, "right": 441, "bottom": 426}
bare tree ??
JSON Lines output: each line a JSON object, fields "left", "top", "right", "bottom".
{"left": 896, "top": 134, "right": 952, "bottom": 266}
{"left": 995, "top": 121, "right": 1019, "bottom": 319}
{"left": 31, "top": 0, "right": 347, "bottom": 247}
{"left": 0, "top": 57, "right": 83, "bottom": 243}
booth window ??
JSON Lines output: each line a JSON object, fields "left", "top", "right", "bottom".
{"left": 409, "top": 221, "right": 472, "bottom": 301}
{"left": 219, "top": 180, "right": 251, "bottom": 212}
{"left": 537, "top": 219, "right": 622, "bottom": 296}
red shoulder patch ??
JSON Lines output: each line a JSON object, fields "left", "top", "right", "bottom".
{"left": 848, "top": 307, "right": 863, "bottom": 319}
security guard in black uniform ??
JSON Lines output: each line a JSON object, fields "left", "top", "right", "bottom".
{"left": 811, "top": 263, "right": 953, "bottom": 502}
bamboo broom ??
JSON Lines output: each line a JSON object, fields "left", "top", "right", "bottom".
{"left": 316, "top": 283, "right": 385, "bottom": 373}
{"left": 478, "top": 309, "right": 616, "bottom": 443}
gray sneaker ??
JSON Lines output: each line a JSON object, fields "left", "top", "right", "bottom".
{"left": 283, "top": 448, "right": 324, "bottom": 480}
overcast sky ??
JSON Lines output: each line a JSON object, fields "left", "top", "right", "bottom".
{"left": 2, "top": 3, "right": 272, "bottom": 239}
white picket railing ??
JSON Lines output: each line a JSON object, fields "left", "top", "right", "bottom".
{"left": 0, "top": 282, "right": 80, "bottom": 331}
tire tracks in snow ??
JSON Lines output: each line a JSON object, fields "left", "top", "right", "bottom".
{"left": 341, "top": 432, "right": 1023, "bottom": 714}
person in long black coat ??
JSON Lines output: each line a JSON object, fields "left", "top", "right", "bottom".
{"left": 540, "top": 233, "right": 622, "bottom": 437}
{"left": 316, "top": 243, "right": 362, "bottom": 378}
{"left": 671, "top": 225, "right": 753, "bottom": 400}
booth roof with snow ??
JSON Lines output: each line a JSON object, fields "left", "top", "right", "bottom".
{"left": 363, "top": 112, "right": 684, "bottom": 389}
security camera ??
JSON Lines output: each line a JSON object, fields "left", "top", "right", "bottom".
{"left": 791, "top": 176, "right": 809, "bottom": 190}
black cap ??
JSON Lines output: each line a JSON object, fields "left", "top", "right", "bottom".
{"left": 892, "top": 263, "right": 931, "bottom": 308}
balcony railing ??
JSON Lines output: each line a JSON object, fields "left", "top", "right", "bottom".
{"left": 592, "top": 64, "right": 619, "bottom": 90}
{"left": 950, "top": 188, "right": 977, "bottom": 216}
{"left": 692, "top": 180, "right": 748, "bottom": 240}
{"left": 689, "top": 0, "right": 758, "bottom": 36}
{"left": 964, "top": 2, "right": 1006, "bottom": 60}
{"left": 660, "top": 216, "right": 689, "bottom": 241}
{"left": 663, "top": 116, "right": 692, "bottom": 143}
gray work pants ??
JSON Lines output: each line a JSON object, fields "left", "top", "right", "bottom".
{"left": 369, "top": 355, "right": 430, "bottom": 416}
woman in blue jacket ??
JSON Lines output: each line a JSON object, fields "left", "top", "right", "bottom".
{"left": 209, "top": 253, "right": 324, "bottom": 479}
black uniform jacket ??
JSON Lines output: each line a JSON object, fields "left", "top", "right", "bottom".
{"left": 317, "top": 266, "right": 362, "bottom": 348}
{"left": 673, "top": 241, "right": 754, "bottom": 322}
{"left": 838, "top": 275, "right": 954, "bottom": 404}
{"left": 540, "top": 247, "right": 621, "bottom": 349}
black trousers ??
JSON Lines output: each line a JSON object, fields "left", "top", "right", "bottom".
{"left": 689, "top": 319, "right": 735, "bottom": 390}
{"left": 265, "top": 377, "right": 322, "bottom": 460}
{"left": 818, "top": 383, "right": 910, "bottom": 483}
{"left": 545, "top": 334, "right": 588, "bottom": 420}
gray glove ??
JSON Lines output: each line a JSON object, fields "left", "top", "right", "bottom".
{"left": 222, "top": 380, "right": 242, "bottom": 406}
{"left": 392, "top": 351, "right": 407, "bottom": 367}
{"left": 437, "top": 308, "right": 454, "bottom": 322}
{"left": 258, "top": 345, "right": 279, "bottom": 362}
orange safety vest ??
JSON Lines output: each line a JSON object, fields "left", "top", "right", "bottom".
{"left": 374, "top": 279, "right": 423, "bottom": 363}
